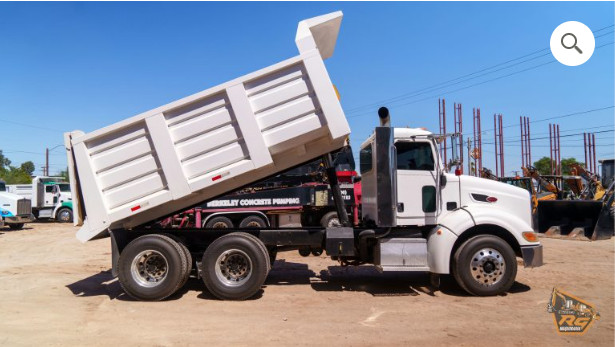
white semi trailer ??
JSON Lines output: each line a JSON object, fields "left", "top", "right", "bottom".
{"left": 65, "top": 12, "right": 542, "bottom": 301}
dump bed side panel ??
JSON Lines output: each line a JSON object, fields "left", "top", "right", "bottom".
{"left": 69, "top": 56, "right": 349, "bottom": 242}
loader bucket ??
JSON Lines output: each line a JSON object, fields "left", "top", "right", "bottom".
{"left": 592, "top": 193, "right": 614, "bottom": 240}
{"left": 537, "top": 200, "right": 603, "bottom": 238}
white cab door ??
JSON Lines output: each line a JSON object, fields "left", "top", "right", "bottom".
{"left": 395, "top": 140, "right": 438, "bottom": 226}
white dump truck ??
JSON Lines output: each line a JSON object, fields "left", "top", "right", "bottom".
{"left": 7, "top": 176, "right": 73, "bottom": 222}
{"left": 65, "top": 12, "right": 542, "bottom": 301}
{"left": 0, "top": 180, "right": 34, "bottom": 230}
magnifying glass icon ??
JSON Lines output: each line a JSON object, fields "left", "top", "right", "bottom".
{"left": 561, "top": 33, "right": 583, "bottom": 54}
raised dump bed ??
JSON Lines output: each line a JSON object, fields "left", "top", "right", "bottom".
{"left": 65, "top": 12, "right": 350, "bottom": 242}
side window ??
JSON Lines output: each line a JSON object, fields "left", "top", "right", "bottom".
{"left": 422, "top": 186, "right": 436, "bottom": 212}
{"left": 395, "top": 141, "right": 434, "bottom": 171}
{"left": 45, "top": 185, "right": 54, "bottom": 193}
{"left": 360, "top": 144, "right": 373, "bottom": 174}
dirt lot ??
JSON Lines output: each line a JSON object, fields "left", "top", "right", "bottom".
{"left": 0, "top": 223, "right": 613, "bottom": 346}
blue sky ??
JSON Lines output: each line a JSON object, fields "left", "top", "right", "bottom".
{"left": 0, "top": 2, "right": 613, "bottom": 176}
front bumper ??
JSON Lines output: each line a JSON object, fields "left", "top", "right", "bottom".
{"left": 4, "top": 214, "right": 35, "bottom": 224}
{"left": 521, "top": 244, "right": 543, "bottom": 268}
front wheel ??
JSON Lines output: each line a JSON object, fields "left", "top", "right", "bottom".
{"left": 56, "top": 208, "right": 73, "bottom": 223}
{"left": 452, "top": 235, "right": 517, "bottom": 296}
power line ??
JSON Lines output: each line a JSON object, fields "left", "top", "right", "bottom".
{"left": 466, "top": 105, "right": 615, "bottom": 136}
{"left": 0, "top": 119, "right": 64, "bottom": 132}
{"left": 348, "top": 40, "right": 614, "bottom": 119}
{"left": 482, "top": 129, "right": 614, "bottom": 144}
{"left": 344, "top": 25, "right": 614, "bottom": 115}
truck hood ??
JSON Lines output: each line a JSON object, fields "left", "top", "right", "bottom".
{"left": 459, "top": 175, "right": 533, "bottom": 228}
{"left": 0, "top": 191, "right": 24, "bottom": 204}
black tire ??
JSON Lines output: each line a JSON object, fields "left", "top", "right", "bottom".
{"left": 202, "top": 232, "right": 269, "bottom": 300}
{"left": 320, "top": 211, "right": 341, "bottom": 228}
{"left": 239, "top": 215, "right": 267, "bottom": 228}
{"left": 205, "top": 216, "right": 234, "bottom": 229}
{"left": 118, "top": 234, "right": 187, "bottom": 301}
{"left": 56, "top": 208, "right": 73, "bottom": 223}
{"left": 239, "top": 232, "right": 271, "bottom": 273}
{"left": 298, "top": 248, "right": 311, "bottom": 257}
{"left": 163, "top": 234, "right": 192, "bottom": 289}
{"left": 311, "top": 249, "right": 323, "bottom": 256}
{"left": 8, "top": 223, "right": 24, "bottom": 230}
{"left": 452, "top": 235, "right": 517, "bottom": 296}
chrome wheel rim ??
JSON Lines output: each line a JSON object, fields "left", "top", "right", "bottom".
{"left": 58, "top": 210, "right": 71, "bottom": 222}
{"left": 130, "top": 250, "right": 168, "bottom": 287}
{"left": 470, "top": 248, "right": 506, "bottom": 286}
{"left": 215, "top": 249, "right": 252, "bottom": 287}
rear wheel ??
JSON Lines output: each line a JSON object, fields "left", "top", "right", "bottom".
{"left": 201, "top": 232, "right": 269, "bottom": 300}
{"left": 8, "top": 223, "right": 24, "bottom": 230}
{"left": 118, "top": 234, "right": 187, "bottom": 301}
{"left": 298, "top": 248, "right": 311, "bottom": 257}
{"left": 452, "top": 235, "right": 517, "bottom": 296}
{"left": 163, "top": 234, "right": 192, "bottom": 289}
{"left": 56, "top": 208, "right": 73, "bottom": 223}
{"left": 239, "top": 215, "right": 267, "bottom": 228}
{"left": 205, "top": 216, "right": 234, "bottom": 229}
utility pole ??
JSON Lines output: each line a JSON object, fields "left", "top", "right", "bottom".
{"left": 45, "top": 147, "right": 49, "bottom": 177}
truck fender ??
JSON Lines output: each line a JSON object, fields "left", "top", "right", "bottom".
{"left": 52, "top": 201, "right": 73, "bottom": 219}
{"left": 426, "top": 226, "right": 458, "bottom": 274}
{"left": 429, "top": 206, "right": 534, "bottom": 274}
{"left": 439, "top": 206, "right": 532, "bottom": 246}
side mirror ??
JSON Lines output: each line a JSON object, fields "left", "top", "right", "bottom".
{"left": 440, "top": 173, "right": 447, "bottom": 188}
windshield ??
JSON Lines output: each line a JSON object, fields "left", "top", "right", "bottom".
{"left": 58, "top": 183, "right": 71, "bottom": 192}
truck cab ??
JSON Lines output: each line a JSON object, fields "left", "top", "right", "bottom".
{"left": 359, "top": 118, "right": 541, "bottom": 295}
{"left": 0, "top": 179, "right": 34, "bottom": 229}
{"left": 7, "top": 177, "right": 73, "bottom": 222}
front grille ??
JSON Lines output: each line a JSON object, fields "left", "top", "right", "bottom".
{"left": 17, "top": 199, "right": 31, "bottom": 215}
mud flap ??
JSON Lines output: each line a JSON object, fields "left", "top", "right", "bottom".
{"left": 109, "top": 230, "right": 129, "bottom": 277}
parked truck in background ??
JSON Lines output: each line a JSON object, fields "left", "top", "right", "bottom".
{"left": 7, "top": 176, "right": 73, "bottom": 222}
{"left": 0, "top": 179, "right": 34, "bottom": 230}
{"left": 64, "top": 11, "right": 543, "bottom": 302}
{"left": 159, "top": 148, "right": 360, "bottom": 229}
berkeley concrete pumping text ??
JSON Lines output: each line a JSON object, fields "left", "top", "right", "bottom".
{"left": 206, "top": 198, "right": 302, "bottom": 208}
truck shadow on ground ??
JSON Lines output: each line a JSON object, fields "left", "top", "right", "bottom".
{"left": 268, "top": 259, "right": 531, "bottom": 298}
{"left": 66, "top": 270, "right": 262, "bottom": 301}
{"left": 66, "top": 260, "right": 530, "bottom": 301}
{"left": 2, "top": 226, "right": 34, "bottom": 232}
{"left": 66, "top": 270, "right": 126, "bottom": 300}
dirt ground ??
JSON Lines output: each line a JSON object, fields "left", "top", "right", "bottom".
{"left": 0, "top": 223, "right": 613, "bottom": 346}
